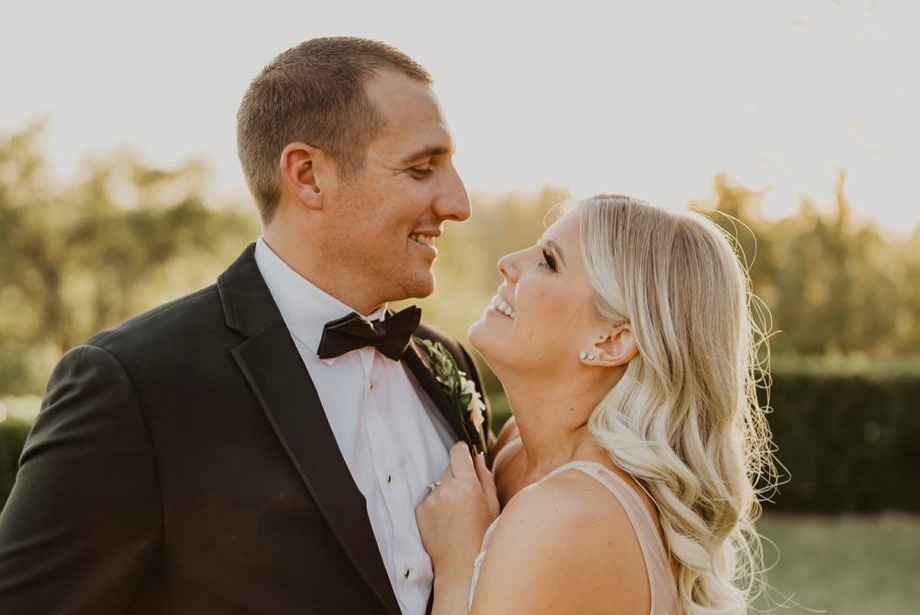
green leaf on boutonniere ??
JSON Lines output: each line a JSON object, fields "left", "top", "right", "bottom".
{"left": 414, "top": 337, "right": 486, "bottom": 450}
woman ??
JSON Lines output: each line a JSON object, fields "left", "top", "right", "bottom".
{"left": 416, "top": 194, "right": 776, "bottom": 614}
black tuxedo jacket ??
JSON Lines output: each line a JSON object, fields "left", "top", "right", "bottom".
{"left": 0, "top": 244, "right": 492, "bottom": 615}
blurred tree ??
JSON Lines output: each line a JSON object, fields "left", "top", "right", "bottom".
{"left": 692, "top": 174, "right": 779, "bottom": 314}
{"left": 0, "top": 123, "right": 258, "bottom": 395}
{"left": 1, "top": 121, "right": 918, "bottom": 398}
{"left": 697, "top": 172, "right": 915, "bottom": 356}
{"left": 898, "top": 229, "right": 920, "bottom": 351}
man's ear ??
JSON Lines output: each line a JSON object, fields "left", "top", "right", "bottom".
{"left": 580, "top": 323, "right": 638, "bottom": 367}
{"left": 279, "top": 141, "right": 327, "bottom": 211}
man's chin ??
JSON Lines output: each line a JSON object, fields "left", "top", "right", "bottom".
{"left": 397, "top": 272, "right": 436, "bottom": 301}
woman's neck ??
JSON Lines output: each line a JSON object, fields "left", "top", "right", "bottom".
{"left": 501, "top": 373, "right": 615, "bottom": 481}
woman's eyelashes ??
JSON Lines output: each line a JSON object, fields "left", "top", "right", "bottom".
{"left": 541, "top": 248, "right": 558, "bottom": 272}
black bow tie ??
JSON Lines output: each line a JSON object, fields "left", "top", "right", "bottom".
{"left": 317, "top": 306, "right": 422, "bottom": 361}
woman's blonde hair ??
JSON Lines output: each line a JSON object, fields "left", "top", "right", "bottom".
{"left": 576, "top": 194, "right": 777, "bottom": 615}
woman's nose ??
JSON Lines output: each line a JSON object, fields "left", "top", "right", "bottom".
{"left": 498, "top": 251, "right": 520, "bottom": 282}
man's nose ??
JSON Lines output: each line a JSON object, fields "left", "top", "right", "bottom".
{"left": 433, "top": 164, "right": 471, "bottom": 222}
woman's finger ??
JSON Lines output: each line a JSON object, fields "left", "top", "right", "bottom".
{"left": 439, "top": 463, "right": 453, "bottom": 485}
{"left": 474, "top": 452, "right": 500, "bottom": 518}
{"left": 449, "top": 441, "right": 477, "bottom": 482}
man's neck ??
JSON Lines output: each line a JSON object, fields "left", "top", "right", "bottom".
{"left": 261, "top": 233, "right": 385, "bottom": 316}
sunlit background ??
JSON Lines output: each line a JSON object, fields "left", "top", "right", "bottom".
{"left": 3, "top": 0, "right": 918, "bottom": 230}
{"left": 2, "top": 1, "right": 919, "bottom": 613}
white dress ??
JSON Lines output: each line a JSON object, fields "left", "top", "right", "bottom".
{"left": 469, "top": 460, "right": 681, "bottom": 615}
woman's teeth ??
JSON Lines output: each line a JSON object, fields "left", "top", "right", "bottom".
{"left": 489, "top": 295, "right": 516, "bottom": 319}
{"left": 410, "top": 233, "right": 435, "bottom": 246}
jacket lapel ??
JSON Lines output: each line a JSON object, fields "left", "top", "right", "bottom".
{"left": 218, "top": 244, "right": 401, "bottom": 615}
{"left": 402, "top": 339, "right": 474, "bottom": 449}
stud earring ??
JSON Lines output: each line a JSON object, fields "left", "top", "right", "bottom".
{"left": 587, "top": 354, "right": 595, "bottom": 361}
{"left": 579, "top": 351, "right": 588, "bottom": 360}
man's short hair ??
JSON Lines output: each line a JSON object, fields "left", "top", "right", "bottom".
{"left": 236, "top": 37, "right": 432, "bottom": 222}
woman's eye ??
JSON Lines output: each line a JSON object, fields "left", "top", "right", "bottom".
{"left": 541, "top": 249, "right": 557, "bottom": 272}
{"left": 410, "top": 167, "right": 433, "bottom": 179}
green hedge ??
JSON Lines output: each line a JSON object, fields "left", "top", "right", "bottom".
{"left": 0, "top": 419, "right": 31, "bottom": 510}
{"left": 760, "top": 372, "right": 920, "bottom": 513}
{"left": 490, "top": 370, "right": 920, "bottom": 514}
{"left": 2, "top": 371, "right": 918, "bottom": 514}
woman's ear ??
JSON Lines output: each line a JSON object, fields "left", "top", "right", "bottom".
{"left": 279, "top": 141, "right": 327, "bottom": 211}
{"left": 580, "top": 323, "right": 638, "bottom": 367}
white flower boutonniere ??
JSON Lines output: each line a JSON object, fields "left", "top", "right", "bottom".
{"left": 415, "top": 337, "right": 486, "bottom": 451}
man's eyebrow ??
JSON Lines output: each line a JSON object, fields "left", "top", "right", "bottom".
{"left": 398, "top": 143, "right": 455, "bottom": 166}
{"left": 544, "top": 239, "right": 566, "bottom": 267}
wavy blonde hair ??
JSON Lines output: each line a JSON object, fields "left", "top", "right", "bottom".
{"left": 576, "top": 194, "right": 777, "bottom": 615}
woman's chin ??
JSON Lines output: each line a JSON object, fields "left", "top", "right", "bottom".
{"left": 468, "top": 315, "right": 502, "bottom": 360}
{"left": 467, "top": 316, "right": 488, "bottom": 350}
{"left": 469, "top": 306, "right": 516, "bottom": 367}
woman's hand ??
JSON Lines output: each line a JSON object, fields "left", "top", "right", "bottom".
{"left": 416, "top": 442, "right": 500, "bottom": 581}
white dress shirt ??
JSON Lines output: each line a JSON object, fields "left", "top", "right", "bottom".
{"left": 254, "top": 238, "right": 455, "bottom": 615}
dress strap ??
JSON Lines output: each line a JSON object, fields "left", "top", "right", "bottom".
{"left": 537, "top": 461, "right": 681, "bottom": 615}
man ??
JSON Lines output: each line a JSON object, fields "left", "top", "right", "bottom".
{"left": 0, "top": 37, "right": 493, "bottom": 615}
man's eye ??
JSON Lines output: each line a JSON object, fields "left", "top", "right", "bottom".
{"left": 410, "top": 167, "right": 433, "bottom": 179}
{"left": 541, "top": 249, "right": 557, "bottom": 272}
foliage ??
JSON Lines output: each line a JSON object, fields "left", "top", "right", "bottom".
{"left": 694, "top": 173, "right": 920, "bottom": 356}
{"left": 0, "top": 418, "right": 30, "bottom": 510}
{"left": 0, "top": 122, "right": 259, "bottom": 394}
{"left": 760, "top": 369, "right": 920, "bottom": 513}
{"left": 4, "top": 123, "right": 919, "bottom": 396}
{"left": 414, "top": 337, "right": 487, "bottom": 445}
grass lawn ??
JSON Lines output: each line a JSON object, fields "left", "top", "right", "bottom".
{"left": 752, "top": 513, "right": 920, "bottom": 615}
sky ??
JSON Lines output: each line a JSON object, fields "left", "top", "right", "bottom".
{"left": 2, "top": 0, "right": 918, "bottom": 232}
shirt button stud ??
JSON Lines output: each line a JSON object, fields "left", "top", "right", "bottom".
{"left": 404, "top": 569, "right": 410, "bottom": 579}
{"left": 386, "top": 475, "right": 392, "bottom": 484}
{"left": 369, "top": 381, "right": 375, "bottom": 390}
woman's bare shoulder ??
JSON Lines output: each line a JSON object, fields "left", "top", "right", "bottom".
{"left": 471, "top": 468, "right": 651, "bottom": 615}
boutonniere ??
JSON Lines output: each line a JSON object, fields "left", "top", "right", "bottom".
{"left": 415, "top": 337, "right": 486, "bottom": 450}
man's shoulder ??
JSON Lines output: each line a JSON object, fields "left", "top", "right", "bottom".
{"left": 86, "top": 284, "right": 227, "bottom": 356}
